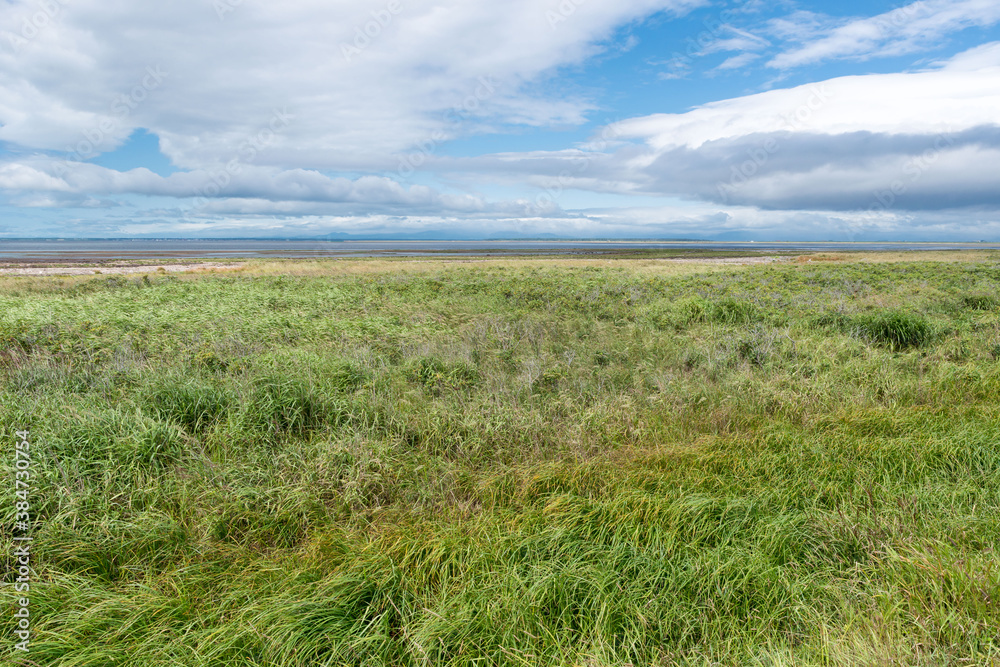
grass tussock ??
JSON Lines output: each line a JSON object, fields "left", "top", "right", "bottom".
{"left": 3, "top": 253, "right": 1000, "bottom": 665}
{"left": 855, "top": 310, "right": 931, "bottom": 350}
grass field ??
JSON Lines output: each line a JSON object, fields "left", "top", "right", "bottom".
{"left": 2, "top": 252, "right": 1000, "bottom": 666}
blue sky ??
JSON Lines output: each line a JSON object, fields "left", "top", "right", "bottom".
{"left": 1, "top": 0, "right": 1000, "bottom": 239}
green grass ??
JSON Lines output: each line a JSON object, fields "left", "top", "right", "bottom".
{"left": 853, "top": 310, "right": 931, "bottom": 350}
{"left": 2, "top": 254, "right": 1000, "bottom": 665}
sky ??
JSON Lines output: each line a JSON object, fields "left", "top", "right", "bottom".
{"left": 1, "top": 0, "right": 999, "bottom": 240}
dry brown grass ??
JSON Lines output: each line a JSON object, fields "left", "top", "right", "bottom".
{"left": 237, "top": 256, "right": 759, "bottom": 278}
{"left": 795, "top": 253, "right": 848, "bottom": 263}
{"left": 1, "top": 251, "right": 997, "bottom": 293}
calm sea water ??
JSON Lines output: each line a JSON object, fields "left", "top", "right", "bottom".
{"left": 0, "top": 239, "right": 996, "bottom": 261}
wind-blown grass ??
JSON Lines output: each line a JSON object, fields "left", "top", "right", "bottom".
{"left": 2, "top": 253, "right": 1000, "bottom": 665}
{"left": 854, "top": 310, "right": 931, "bottom": 350}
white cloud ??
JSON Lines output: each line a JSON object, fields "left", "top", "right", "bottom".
{"left": 769, "top": 0, "right": 1000, "bottom": 69}
{"left": 614, "top": 42, "right": 1000, "bottom": 151}
{"left": 0, "top": 158, "right": 505, "bottom": 214}
{"left": 78, "top": 200, "right": 1000, "bottom": 243}
{"left": 0, "top": 162, "right": 71, "bottom": 191}
{"left": 0, "top": 0, "right": 702, "bottom": 172}
{"left": 2, "top": 0, "right": 999, "bottom": 240}
{"left": 713, "top": 52, "right": 761, "bottom": 71}
{"left": 433, "top": 44, "right": 1000, "bottom": 213}
{"left": 699, "top": 26, "right": 771, "bottom": 55}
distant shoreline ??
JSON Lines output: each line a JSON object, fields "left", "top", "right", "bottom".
{"left": 2, "top": 239, "right": 998, "bottom": 263}
{"left": 1, "top": 237, "right": 997, "bottom": 244}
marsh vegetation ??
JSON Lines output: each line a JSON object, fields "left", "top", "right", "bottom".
{"left": 2, "top": 253, "right": 999, "bottom": 665}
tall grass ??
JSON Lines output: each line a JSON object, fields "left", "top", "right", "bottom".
{"left": 2, "top": 253, "right": 1000, "bottom": 665}
{"left": 854, "top": 310, "right": 931, "bottom": 350}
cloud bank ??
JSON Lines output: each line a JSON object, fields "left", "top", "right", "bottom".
{"left": 1, "top": 0, "right": 999, "bottom": 239}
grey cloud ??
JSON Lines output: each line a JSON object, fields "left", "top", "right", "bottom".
{"left": 638, "top": 126, "right": 1000, "bottom": 210}
{"left": 438, "top": 125, "right": 1000, "bottom": 214}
